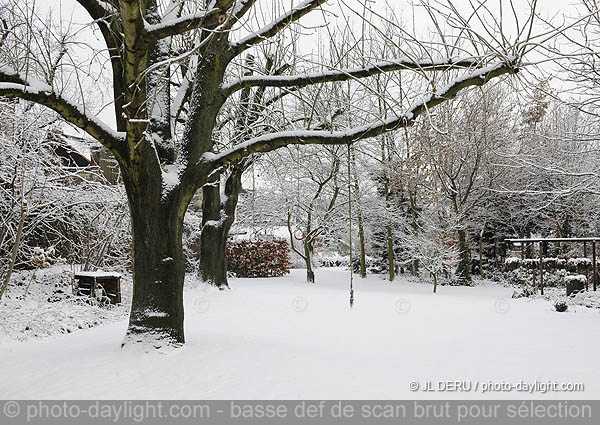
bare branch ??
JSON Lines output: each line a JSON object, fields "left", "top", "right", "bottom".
{"left": 75, "top": 0, "right": 115, "bottom": 20}
{"left": 209, "top": 61, "right": 517, "bottom": 169}
{"left": 0, "top": 68, "right": 125, "bottom": 157}
{"left": 75, "top": 0, "right": 126, "bottom": 130}
{"left": 230, "top": 0, "right": 327, "bottom": 55}
{"left": 223, "top": 56, "right": 482, "bottom": 97}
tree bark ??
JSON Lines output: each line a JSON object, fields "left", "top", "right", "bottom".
{"left": 351, "top": 148, "right": 367, "bottom": 278}
{"left": 122, "top": 173, "right": 187, "bottom": 348}
{"left": 456, "top": 228, "right": 472, "bottom": 284}
{"left": 357, "top": 213, "right": 367, "bottom": 278}
{"left": 199, "top": 183, "right": 229, "bottom": 288}
{"left": 409, "top": 190, "right": 420, "bottom": 276}
{"left": 198, "top": 164, "right": 244, "bottom": 288}
{"left": 479, "top": 231, "right": 484, "bottom": 279}
{"left": 304, "top": 240, "right": 315, "bottom": 283}
{"left": 386, "top": 223, "right": 395, "bottom": 281}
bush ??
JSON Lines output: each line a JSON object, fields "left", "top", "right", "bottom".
{"left": 226, "top": 239, "right": 291, "bottom": 278}
{"left": 512, "top": 286, "right": 536, "bottom": 299}
{"left": 554, "top": 300, "right": 568, "bottom": 312}
{"left": 317, "top": 252, "right": 349, "bottom": 268}
{"left": 566, "top": 258, "right": 592, "bottom": 273}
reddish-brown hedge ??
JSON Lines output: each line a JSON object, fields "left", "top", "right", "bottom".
{"left": 226, "top": 239, "right": 291, "bottom": 278}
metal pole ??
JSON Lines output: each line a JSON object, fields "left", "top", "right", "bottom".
{"left": 539, "top": 241, "right": 544, "bottom": 295}
{"left": 583, "top": 241, "right": 589, "bottom": 290}
{"left": 594, "top": 241, "right": 597, "bottom": 292}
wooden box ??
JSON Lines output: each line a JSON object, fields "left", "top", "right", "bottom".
{"left": 75, "top": 271, "right": 122, "bottom": 304}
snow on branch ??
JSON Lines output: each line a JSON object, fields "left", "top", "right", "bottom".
{"left": 208, "top": 61, "right": 517, "bottom": 169}
{"left": 229, "top": 0, "right": 259, "bottom": 25}
{"left": 231, "top": 0, "right": 327, "bottom": 55}
{"left": 75, "top": 0, "right": 125, "bottom": 130}
{"left": 0, "top": 67, "right": 125, "bottom": 156}
{"left": 223, "top": 56, "right": 482, "bottom": 97}
{"left": 145, "top": 8, "right": 228, "bottom": 40}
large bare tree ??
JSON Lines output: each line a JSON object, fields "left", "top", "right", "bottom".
{"left": 0, "top": 0, "right": 539, "bottom": 349}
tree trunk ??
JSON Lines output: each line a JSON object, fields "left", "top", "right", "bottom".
{"left": 409, "top": 189, "right": 419, "bottom": 276}
{"left": 386, "top": 223, "right": 395, "bottom": 281}
{"left": 199, "top": 184, "right": 229, "bottom": 288}
{"left": 122, "top": 179, "right": 187, "bottom": 349}
{"left": 198, "top": 165, "right": 244, "bottom": 288}
{"left": 357, "top": 212, "right": 367, "bottom": 278}
{"left": 456, "top": 228, "right": 471, "bottom": 284}
{"left": 351, "top": 149, "right": 367, "bottom": 278}
{"left": 304, "top": 240, "right": 315, "bottom": 283}
{"left": 199, "top": 225, "right": 229, "bottom": 288}
{"left": 479, "top": 234, "right": 484, "bottom": 279}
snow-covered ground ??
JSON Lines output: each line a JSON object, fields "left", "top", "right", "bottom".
{"left": 1, "top": 268, "right": 599, "bottom": 399}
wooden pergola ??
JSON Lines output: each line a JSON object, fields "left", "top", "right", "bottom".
{"left": 506, "top": 237, "right": 600, "bottom": 295}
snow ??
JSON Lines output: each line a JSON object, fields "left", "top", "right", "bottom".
{"left": 144, "top": 9, "right": 217, "bottom": 34}
{"left": 232, "top": 0, "right": 322, "bottom": 48}
{"left": 565, "top": 275, "right": 586, "bottom": 282}
{"left": 1, "top": 268, "right": 599, "bottom": 399}
{"left": 0, "top": 266, "right": 130, "bottom": 342}
{"left": 0, "top": 66, "right": 124, "bottom": 141}
{"left": 161, "top": 164, "right": 182, "bottom": 197}
{"left": 223, "top": 56, "right": 480, "bottom": 93}
{"left": 75, "top": 271, "right": 122, "bottom": 278}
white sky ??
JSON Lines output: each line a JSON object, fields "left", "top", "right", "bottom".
{"left": 34, "top": 0, "right": 582, "bottom": 134}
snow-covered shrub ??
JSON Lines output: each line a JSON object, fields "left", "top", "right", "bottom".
{"left": 504, "top": 257, "right": 521, "bottom": 271}
{"left": 32, "top": 247, "right": 60, "bottom": 268}
{"left": 506, "top": 268, "right": 531, "bottom": 286}
{"left": 288, "top": 249, "right": 308, "bottom": 269}
{"left": 0, "top": 266, "right": 130, "bottom": 340}
{"left": 226, "top": 239, "right": 291, "bottom": 278}
{"left": 0, "top": 100, "right": 130, "bottom": 276}
{"left": 566, "top": 258, "right": 592, "bottom": 273}
{"left": 542, "top": 257, "right": 559, "bottom": 269}
{"left": 554, "top": 300, "right": 568, "bottom": 312}
{"left": 485, "top": 268, "right": 504, "bottom": 282}
{"left": 182, "top": 209, "right": 202, "bottom": 272}
{"left": 543, "top": 269, "right": 568, "bottom": 287}
{"left": 565, "top": 274, "right": 587, "bottom": 285}
{"left": 351, "top": 256, "right": 378, "bottom": 273}
{"left": 317, "top": 252, "right": 349, "bottom": 268}
{"left": 512, "top": 286, "right": 536, "bottom": 298}
{"left": 568, "top": 290, "right": 600, "bottom": 309}
{"left": 522, "top": 258, "right": 540, "bottom": 269}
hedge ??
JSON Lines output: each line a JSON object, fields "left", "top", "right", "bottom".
{"left": 226, "top": 239, "right": 291, "bottom": 278}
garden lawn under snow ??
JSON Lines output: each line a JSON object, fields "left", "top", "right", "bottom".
{"left": 1, "top": 268, "right": 599, "bottom": 399}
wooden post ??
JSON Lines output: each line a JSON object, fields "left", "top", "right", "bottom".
{"left": 92, "top": 276, "right": 97, "bottom": 299}
{"left": 494, "top": 237, "right": 498, "bottom": 264}
{"left": 584, "top": 241, "right": 587, "bottom": 257}
{"left": 521, "top": 242, "right": 525, "bottom": 261}
{"left": 594, "top": 241, "right": 597, "bottom": 292}
{"left": 539, "top": 241, "right": 544, "bottom": 295}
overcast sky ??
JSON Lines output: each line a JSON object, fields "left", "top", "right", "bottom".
{"left": 35, "top": 0, "right": 584, "bottom": 133}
